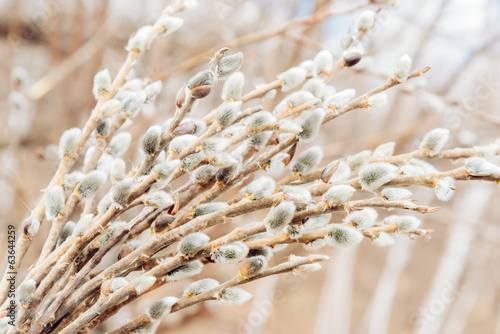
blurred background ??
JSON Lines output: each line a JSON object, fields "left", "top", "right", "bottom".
{"left": 1, "top": 0, "right": 500, "bottom": 333}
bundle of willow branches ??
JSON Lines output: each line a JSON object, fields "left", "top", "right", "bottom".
{"left": 1, "top": 1, "right": 499, "bottom": 333}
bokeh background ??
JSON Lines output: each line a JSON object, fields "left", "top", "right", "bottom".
{"left": 1, "top": 0, "right": 500, "bottom": 333}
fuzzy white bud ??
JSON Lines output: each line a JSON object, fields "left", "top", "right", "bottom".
{"left": 313, "top": 50, "right": 333, "bottom": 77}
{"left": 348, "top": 150, "right": 372, "bottom": 171}
{"left": 218, "top": 287, "right": 252, "bottom": 305}
{"left": 112, "top": 178, "right": 134, "bottom": 206}
{"left": 158, "top": 17, "right": 183, "bottom": 34}
{"left": 384, "top": 215, "right": 421, "bottom": 233}
{"left": 215, "top": 101, "right": 242, "bottom": 128}
{"left": 344, "top": 208, "right": 378, "bottom": 229}
{"left": 166, "top": 261, "right": 203, "bottom": 282}
{"left": 465, "top": 157, "right": 500, "bottom": 177}
{"left": 247, "top": 131, "right": 273, "bottom": 150}
{"left": 291, "top": 146, "right": 323, "bottom": 176}
{"left": 245, "top": 111, "right": 277, "bottom": 131}
{"left": 120, "top": 91, "right": 146, "bottom": 117}
{"left": 265, "top": 201, "right": 296, "bottom": 233}
{"left": 45, "top": 185, "right": 65, "bottom": 220}
{"left": 381, "top": 188, "right": 413, "bottom": 201}
{"left": 326, "top": 224, "right": 363, "bottom": 247}
{"left": 212, "top": 242, "right": 249, "bottom": 264}
{"left": 298, "top": 108, "right": 325, "bottom": 142}
{"left": 367, "top": 92, "right": 388, "bottom": 110}
{"left": 73, "top": 214, "right": 94, "bottom": 237}
{"left": 93, "top": 69, "right": 111, "bottom": 99}
{"left": 169, "top": 134, "right": 197, "bottom": 155}
{"left": 325, "top": 89, "right": 356, "bottom": 111}
{"left": 100, "top": 99, "right": 121, "bottom": 117}
{"left": 284, "top": 91, "right": 316, "bottom": 109}
{"left": 193, "top": 202, "right": 228, "bottom": 218}
{"left": 278, "top": 67, "right": 307, "bottom": 92}
{"left": 372, "top": 142, "right": 395, "bottom": 158}
{"left": 17, "top": 279, "right": 36, "bottom": 306}
{"left": 178, "top": 233, "right": 210, "bottom": 258}
{"left": 419, "top": 128, "right": 450, "bottom": 156}
{"left": 359, "top": 162, "right": 398, "bottom": 191}
{"left": 132, "top": 276, "right": 156, "bottom": 295}
{"left": 185, "top": 278, "right": 219, "bottom": 296}
{"left": 216, "top": 52, "right": 244, "bottom": 78}
{"left": 141, "top": 125, "right": 162, "bottom": 156}
{"left": 191, "top": 165, "right": 218, "bottom": 185}
{"left": 107, "top": 132, "right": 132, "bottom": 157}
{"left": 145, "top": 191, "right": 174, "bottom": 209}
{"left": 202, "top": 137, "right": 230, "bottom": 157}
{"left": 245, "top": 176, "right": 276, "bottom": 200}
{"left": 59, "top": 128, "right": 81, "bottom": 158}
{"left": 434, "top": 177, "right": 456, "bottom": 201}
{"left": 355, "top": 10, "right": 376, "bottom": 31}
{"left": 394, "top": 54, "right": 412, "bottom": 82}
{"left": 126, "top": 25, "right": 153, "bottom": 52}
{"left": 323, "top": 185, "right": 356, "bottom": 206}
{"left": 211, "top": 152, "right": 239, "bottom": 168}
{"left": 147, "top": 297, "right": 178, "bottom": 320}
{"left": 143, "top": 81, "right": 162, "bottom": 104}
{"left": 302, "top": 78, "right": 325, "bottom": 98}
{"left": 222, "top": 72, "right": 245, "bottom": 101}
{"left": 372, "top": 233, "right": 396, "bottom": 247}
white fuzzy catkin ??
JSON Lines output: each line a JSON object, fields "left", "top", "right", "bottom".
{"left": 313, "top": 50, "right": 333, "bottom": 76}
{"left": 328, "top": 161, "right": 352, "bottom": 183}
{"left": 191, "top": 165, "right": 218, "bottom": 185}
{"left": 57, "top": 221, "right": 75, "bottom": 247}
{"left": 121, "top": 90, "right": 147, "bottom": 117}
{"left": 178, "top": 233, "right": 210, "bottom": 258}
{"left": 245, "top": 176, "right": 276, "bottom": 200}
{"left": 169, "top": 134, "right": 197, "bottom": 154}
{"left": 126, "top": 25, "right": 153, "bottom": 52}
{"left": 384, "top": 215, "right": 421, "bottom": 233}
{"left": 45, "top": 185, "right": 65, "bottom": 220}
{"left": 158, "top": 16, "right": 184, "bottom": 34}
{"left": 381, "top": 188, "right": 413, "bottom": 201}
{"left": 355, "top": 10, "right": 376, "bottom": 31}
{"left": 247, "top": 131, "right": 273, "bottom": 150}
{"left": 132, "top": 276, "right": 156, "bottom": 295}
{"left": 434, "top": 177, "right": 456, "bottom": 202}
{"left": 202, "top": 137, "right": 230, "bottom": 157}
{"left": 222, "top": 72, "right": 245, "bottom": 101}
{"left": 154, "top": 159, "right": 180, "bottom": 181}
{"left": 367, "top": 92, "right": 388, "bottom": 110}
{"left": 323, "top": 185, "right": 356, "bottom": 206}
{"left": 193, "top": 202, "right": 228, "bottom": 218}
{"left": 215, "top": 101, "right": 242, "bottom": 127}
{"left": 100, "top": 99, "right": 121, "bottom": 118}
{"left": 343, "top": 208, "right": 378, "bottom": 229}
{"left": 465, "top": 157, "right": 500, "bottom": 177}
{"left": 143, "top": 81, "right": 162, "bottom": 103}
{"left": 394, "top": 54, "right": 412, "bottom": 82}
{"left": 277, "top": 118, "right": 302, "bottom": 134}
{"left": 216, "top": 52, "right": 244, "bottom": 78}
{"left": 298, "top": 108, "right": 325, "bottom": 142}
{"left": 326, "top": 224, "right": 363, "bottom": 247}
{"left": 303, "top": 238, "right": 327, "bottom": 251}
{"left": 372, "top": 142, "right": 395, "bottom": 158}
{"left": 147, "top": 297, "right": 178, "bottom": 320}
{"left": 372, "top": 233, "right": 396, "bottom": 247}
{"left": 59, "top": 128, "right": 81, "bottom": 158}
{"left": 110, "top": 158, "right": 126, "bottom": 183}
{"left": 112, "top": 178, "right": 135, "bottom": 206}
{"left": 348, "top": 150, "right": 372, "bottom": 171}
{"left": 145, "top": 191, "right": 174, "bottom": 209}
{"left": 359, "top": 162, "right": 399, "bottom": 191}
{"left": 265, "top": 201, "right": 296, "bottom": 233}
{"left": 325, "top": 89, "right": 356, "bottom": 111}
{"left": 211, "top": 152, "right": 239, "bottom": 168}
{"left": 63, "top": 172, "right": 83, "bottom": 191}
{"left": 142, "top": 125, "right": 162, "bottom": 155}
{"left": 181, "top": 152, "right": 206, "bottom": 171}
{"left": 22, "top": 217, "right": 40, "bottom": 238}
{"left": 92, "top": 69, "right": 111, "bottom": 98}
{"left": 284, "top": 91, "right": 316, "bottom": 109}
{"left": 473, "top": 143, "right": 499, "bottom": 159}
{"left": 400, "top": 158, "right": 438, "bottom": 176}
{"left": 303, "top": 213, "right": 332, "bottom": 231}
{"left": 185, "top": 278, "right": 219, "bottom": 296}
{"left": 212, "top": 242, "right": 249, "bottom": 264}
{"left": 17, "top": 279, "right": 36, "bottom": 306}
{"left": 293, "top": 262, "right": 322, "bottom": 274}
{"left": 166, "top": 260, "right": 203, "bottom": 282}
{"left": 302, "top": 78, "right": 325, "bottom": 98}
{"left": 291, "top": 146, "right": 323, "bottom": 175}
{"left": 277, "top": 67, "right": 307, "bottom": 92}
{"left": 239, "top": 256, "right": 267, "bottom": 278}
{"left": 419, "top": 128, "right": 450, "bottom": 156}
{"left": 107, "top": 132, "right": 132, "bottom": 157}
{"left": 245, "top": 111, "right": 277, "bottom": 131}
{"left": 218, "top": 288, "right": 253, "bottom": 305}
{"left": 73, "top": 214, "right": 94, "bottom": 237}
{"left": 281, "top": 185, "right": 312, "bottom": 203}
